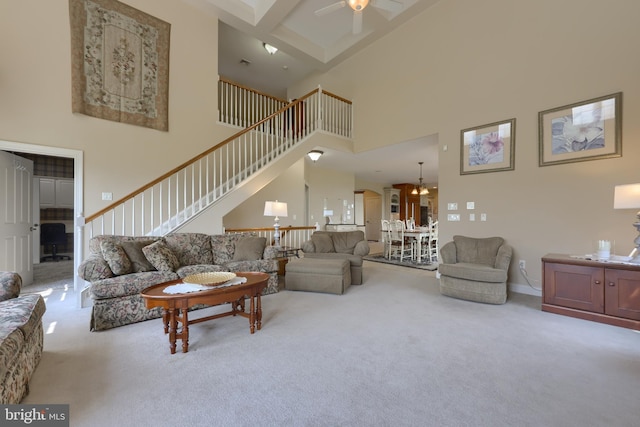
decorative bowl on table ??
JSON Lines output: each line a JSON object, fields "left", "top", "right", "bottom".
{"left": 182, "top": 272, "right": 236, "bottom": 286}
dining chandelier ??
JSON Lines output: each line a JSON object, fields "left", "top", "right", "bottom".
{"left": 411, "top": 162, "right": 429, "bottom": 195}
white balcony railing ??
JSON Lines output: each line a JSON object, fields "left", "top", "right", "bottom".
{"left": 225, "top": 226, "right": 316, "bottom": 249}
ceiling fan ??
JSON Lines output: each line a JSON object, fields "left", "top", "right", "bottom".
{"left": 314, "top": 0, "right": 403, "bottom": 35}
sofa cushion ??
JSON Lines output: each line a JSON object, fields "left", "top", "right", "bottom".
{"left": 176, "top": 264, "right": 225, "bottom": 278}
{"left": 453, "top": 235, "right": 504, "bottom": 267}
{"left": 311, "top": 233, "right": 335, "bottom": 253}
{"left": 225, "top": 258, "right": 278, "bottom": 273}
{"left": 233, "top": 236, "right": 267, "bottom": 261}
{"left": 164, "top": 233, "right": 213, "bottom": 266}
{"left": 331, "top": 231, "right": 365, "bottom": 254}
{"left": 210, "top": 233, "right": 255, "bottom": 264}
{"left": 100, "top": 241, "right": 133, "bottom": 276}
{"left": 0, "top": 271, "right": 21, "bottom": 302}
{"left": 142, "top": 240, "right": 180, "bottom": 272}
{"left": 302, "top": 252, "right": 363, "bottom": 267}
{"left": 0, "top": 294, "right": 46, "bottom": 339}
{"left": 438, "top": 262, "right": 508, "bottom": 283}
{"left": 121, "top": 240, "right": 156, "bottom": 272}
{"left": 88, "top": 235, "right": 161, "bottom": 256}
{"left": 91, "top": 270, "right": 178, "bottom": 299}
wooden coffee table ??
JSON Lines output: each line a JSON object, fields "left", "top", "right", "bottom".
{"left": 141, "top": 272, "right": 269, "bottom": 354}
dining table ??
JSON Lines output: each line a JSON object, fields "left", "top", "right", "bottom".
{"left": 403, "top": 227, "right": 431, "bottom": 263}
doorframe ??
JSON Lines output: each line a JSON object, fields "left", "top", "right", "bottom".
{"left": 0, "top": 140, "right": 85, "bottom": 307}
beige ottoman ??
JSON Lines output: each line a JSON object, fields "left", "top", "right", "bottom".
{"left": 285, "top": 258, "right": 351, "bottom": 295}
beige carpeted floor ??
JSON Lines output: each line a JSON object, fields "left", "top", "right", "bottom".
{"left": 22, "top": 261, "right": 640, "bottom": 427}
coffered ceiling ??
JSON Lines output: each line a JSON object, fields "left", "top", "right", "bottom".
{"left": 181, "top": 0, "right": 441, "bottom": 187}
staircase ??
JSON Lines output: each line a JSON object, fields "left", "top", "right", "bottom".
{"left": 81, "top": 81, "right": 353, "bottom": 247}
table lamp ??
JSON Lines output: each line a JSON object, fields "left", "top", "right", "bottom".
{"left": 264, "top": 200, "right": 288, "bottom": 247}
{"left": 613, "top": 183, "right": 640, "bottom": 262}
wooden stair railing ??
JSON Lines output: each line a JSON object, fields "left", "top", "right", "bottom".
{"left": 82, "top": 85, "right": 352, "bottom": 243}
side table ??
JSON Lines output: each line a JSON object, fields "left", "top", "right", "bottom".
{"left": 274, "top": 246, "right": 300, "bottom": 276}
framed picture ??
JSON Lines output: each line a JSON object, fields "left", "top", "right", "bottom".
{"left": 538, "top": 92, "right": 622, "bottom": 166}
{"left": 460, "top": 118, "right": 516, "bottom": 175}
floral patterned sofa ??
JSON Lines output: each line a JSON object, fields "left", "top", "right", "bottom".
{"left": 0, "top": 271, "right": 46, "bottom": 404}
{"left": 78, "top": 232, "right": 279, "bottom": 331}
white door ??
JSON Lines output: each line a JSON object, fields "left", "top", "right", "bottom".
{"left": 32, "top": 177, "right": 40, "bottom": 264}
{"left": 365, "top": 195, "right": 382, "bottom": 242}
{"left": 0, "top": 151, "right": 34, "bottom": 284}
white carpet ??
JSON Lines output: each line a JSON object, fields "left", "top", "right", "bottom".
{"left": 22, "top": 261, "right": 640, "bottom": 427}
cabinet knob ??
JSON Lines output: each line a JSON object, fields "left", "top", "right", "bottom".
{"left": 608, "top": 282, "right": 615, "bottom": 287}
{"left": 594, "top": 280, "right": 601, "bottom": 285}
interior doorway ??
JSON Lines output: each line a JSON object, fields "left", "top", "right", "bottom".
{"left": 0, "top": 140, "right": 84, "bottom": 305}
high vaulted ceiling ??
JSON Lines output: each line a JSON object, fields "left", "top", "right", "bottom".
{"left": 182, "top": 0, "right": 441, "bottom": 188}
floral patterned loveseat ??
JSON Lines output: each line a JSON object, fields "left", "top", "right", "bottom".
{"left": 78, "top": 232, "right": 279, "bottom": 331}
{"left": 0, "top": 271, "right": 46, "bottom": 404}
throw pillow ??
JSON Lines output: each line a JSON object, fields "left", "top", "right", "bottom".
{"left": 311, "top": 233, "right": 335, "bottom": 253}
{"left": 100, "top": 241, "right": 132, "bottom": 275}
{"left": 121, "top": 240, "right": 156, "bottom": 272}
{"left": 142, "top": 240, "right": 180, "bottom": 272}
{"left": 232, "top": 236, "right": 267, "bottom": 261}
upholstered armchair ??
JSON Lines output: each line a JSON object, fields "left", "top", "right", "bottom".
{"left": 438, "top": 235, "right": 513, "bottom": 304}
{"left": 300, "top": 230, "right": 369, "bottom": 285}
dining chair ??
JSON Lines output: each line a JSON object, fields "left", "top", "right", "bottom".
{"left": 427, "top": 220, "right": 439, "bottom": 262}
{"left": 381, "top": 219, "right": 390, "bottom": 258}
{"left": 387, "top": 220, "right": 413, "bottom": 261}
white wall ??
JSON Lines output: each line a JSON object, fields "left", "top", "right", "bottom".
{"left": 223, "top": 159, "right": 306, "bottom": 229}
{"left": 289, "top": 0, "right": 640, "bottom": 291}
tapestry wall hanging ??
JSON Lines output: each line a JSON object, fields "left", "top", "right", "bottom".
{"left": 69, "top": 0, "right": 170, "bottom": 131}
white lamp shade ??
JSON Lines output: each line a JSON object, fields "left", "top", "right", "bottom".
{"left": 614, "top": 183, "right": 640, "bottom": 209}
{"left": 264, "top": 200, "right": 288, "bottom": 217}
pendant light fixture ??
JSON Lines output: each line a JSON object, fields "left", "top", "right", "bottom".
{"left": 411, "top": 162, "right": 429, "bottom": 195}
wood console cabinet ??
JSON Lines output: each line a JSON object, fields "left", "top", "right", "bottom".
{"left": 542, "top": 254, "right": 640, "bottom": 330}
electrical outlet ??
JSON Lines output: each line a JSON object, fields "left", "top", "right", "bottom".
{"left": 519, "top": 260, "right": 526, "bottom": 269}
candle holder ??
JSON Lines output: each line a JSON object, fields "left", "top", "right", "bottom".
{"left": 596, "top": 239, "right": 612, "bottom": 260}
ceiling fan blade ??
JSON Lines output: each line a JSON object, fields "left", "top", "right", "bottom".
{"left": 353, "top": 10, "right": 363, "bottom": 34}
{"left": 314, "top": 1, "right": 347, "bottom": 17}
{"left": 372, "top": 0, "right": 403, "bottom": 13}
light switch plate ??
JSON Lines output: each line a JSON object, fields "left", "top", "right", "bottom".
{"left": 467, "top": 202, "right": 475, "bottom": 210}
{"left": 481, "top": 213, "right": 487, "bottom": 221}
{"left": 448, "top": 214, "right": 460, "bottom": 221}
{"left": 447, "top": 203, "right": 458, "bottom": 210}
{"left": 469, "top": 213, "right": 475, "bottom": 221}
{"left": 102, "top": 192, "right": 113, "bottom": 201}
